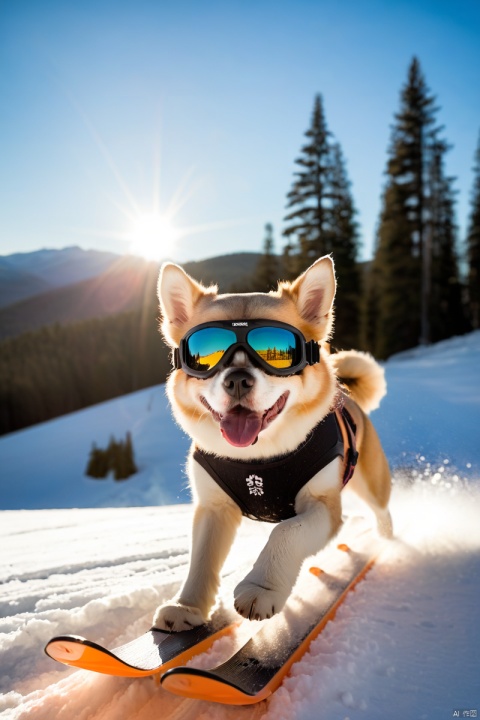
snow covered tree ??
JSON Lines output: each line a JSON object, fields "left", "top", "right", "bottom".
{"left": 283, "top": 94, "right": 361, "bottom": 348}
{"left": 466, "top": 131, "right": 480, "bottom": 329}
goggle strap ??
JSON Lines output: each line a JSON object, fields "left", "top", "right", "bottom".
{"left": 173, "top": 347, "right": 181, "bottom": 370}
{"left": 305, "top": 340, "right": 321, "bottom": 366}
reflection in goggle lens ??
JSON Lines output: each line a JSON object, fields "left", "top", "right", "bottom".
{"left": 186, "top": 328, "right": 236, "bottom": 372}
{"left": 247, "top": 327, "right": 296, "bottom": 369}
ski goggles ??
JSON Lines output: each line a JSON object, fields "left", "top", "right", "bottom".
{"left": 173, "top": 320, "right": 320, "bottom": 378}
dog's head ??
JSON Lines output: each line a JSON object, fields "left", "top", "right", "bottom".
{"left": 158, "top": 256, "right": 338, "bottom": 459}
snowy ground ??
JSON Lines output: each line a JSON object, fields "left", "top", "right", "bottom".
{"left": 0, "top": 387, "right": 191, "bottom": 510}
{"left": 1, "top": 332, "right": 479, "bottom": 719}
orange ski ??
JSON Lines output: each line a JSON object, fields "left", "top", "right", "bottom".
{"left": 161, "top": 532, "right": 379, "bottom": 704}
{"left": 45, "top": 615, "right": 235, "bottom": 678}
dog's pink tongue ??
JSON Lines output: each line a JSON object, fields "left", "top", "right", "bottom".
{"left": 220, "top": 407, "right": 263, "bottom": 447}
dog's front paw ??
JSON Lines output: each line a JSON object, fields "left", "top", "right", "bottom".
{"left": 234, "top": 580, "right": 288, "bottom": 621}
{"left": 153, "top": 602, "right": 206, "bottom": 632}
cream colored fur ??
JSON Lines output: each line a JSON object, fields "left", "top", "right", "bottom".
{"left": 153, "top": 256, "right": 392, "bottom": 631}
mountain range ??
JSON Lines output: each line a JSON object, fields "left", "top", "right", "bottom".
{"left": 0, "top": 247, "right": 260, "bottom": 340}
{"left": 0, "top": 246, "right": 120, "bottom": 307}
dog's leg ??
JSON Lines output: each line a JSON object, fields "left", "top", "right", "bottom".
{"left": 347, "top": 416, "right": 393, "bottom": 539}
{"left": 347, "top": 468, "right": 393, "bottom": 538}
{"left": 234, "top": 463, "right": 343, "bottom": 621}
{"left": 153, "top": 474, "right": 242, "bottom": 631}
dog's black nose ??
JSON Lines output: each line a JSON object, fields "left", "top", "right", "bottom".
{"left": 223, "top": 370, "right": 254, "bottom": 400}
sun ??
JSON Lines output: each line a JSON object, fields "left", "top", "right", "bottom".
{"left": 128, "top": 212, "right": 179, "bottom": 261}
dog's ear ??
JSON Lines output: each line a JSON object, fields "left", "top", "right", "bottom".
{"left": 290, "top": 255, "right": 336, "bottom": 328}
{"left": 158, "top": 263, "right": 213, "bottom": 345}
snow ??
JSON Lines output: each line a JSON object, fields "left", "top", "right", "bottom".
{"left": 378, "top": 331, "right": 480, "bottom": 475}
{"left": 1, "top": 331, "right": 480, "bottom": 719}
{"left": 0, "top": 387, "right": 191, "bottom": 510}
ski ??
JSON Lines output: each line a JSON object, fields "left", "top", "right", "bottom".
{"left": 161, "top": 528, "right": 380, "bottom": 705}
{"left": 44, "top": 611, "right": 237, "bottom": 678}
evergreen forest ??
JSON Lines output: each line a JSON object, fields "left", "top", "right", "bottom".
{"left": 1, "top": 56, "right": 479, "bottom": 435}
{"left": 0, "top": 304, "right": 170, "bottom": 435}
{"left": 255, "top": 57, "right": 478, "bottom": 355}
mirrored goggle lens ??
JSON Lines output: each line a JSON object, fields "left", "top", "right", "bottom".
{"left": 247, "top": 327, "right": 299, "bottom": 369}
{"left": 185, "top": 327, "right": 237, "bottom": 372}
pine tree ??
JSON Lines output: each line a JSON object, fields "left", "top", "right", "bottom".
{"left": 360, "top": 256, "right": 380, "bottom": 352}
{"left": 110, "top": 433, "right": 138, "bottom": 481}
{"left": 113, "top": 440, "right": 129, "bottom": 481}
{"left": 85, "top": 443, "right": 109, "bottom": 479}
{"left": 427, "top": 140, "right": 466, "bottom": 342}
{"left": 366, "top": 57, "right": 463, "bottom": 358}
{"left": 124, "top": 431, "right": 138, "bottom": 478}
{"left": 328, "top": 143, "right": 361, "bottom": 348}
{"left": 283, "top": 94, "right": 361, "bottom": 348}
{"left": 85, "top": 433, "right": 137, "bottom": 481}
{"left": 107, "top": 435, "right": 120, "bottom": 478}
{"left": 283, "top": 95, "right": 333, "bottom": 276}
{"left": 466, "top": 131, "right": 480, "bottom": 329}
{"left": 252, "top": 223, "right": 280, "bottom": 291}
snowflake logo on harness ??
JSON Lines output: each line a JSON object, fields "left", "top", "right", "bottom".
{"left": 246, "top": 474, "right": 264, "bottom": 496}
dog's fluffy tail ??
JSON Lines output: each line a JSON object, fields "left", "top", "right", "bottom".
{"left": 330, "top": 350, "right": 386, "bottom": 414}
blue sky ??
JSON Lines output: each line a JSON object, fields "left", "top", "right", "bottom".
{"left": 1, "top": 0, "right": 479, "bottom": 264}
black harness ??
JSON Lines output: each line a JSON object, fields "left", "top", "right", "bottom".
{"left": 193, "top": 407, "right": 358, "bottom": 523}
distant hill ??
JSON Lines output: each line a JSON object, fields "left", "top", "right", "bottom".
{"left": 0, "top": 261, "right": 52, "bottom": 307}
{"left": 182, "top": 252, "right": 260, "bottom": 290}
{"left": 0, "top": 251, "right": 261, "bottom": 340}
{"left": 0, "top": 246, "right": 121, "bottom": 308}
{"left": 3, "top": 245, "right": 122, "bottom": 287}
{"left": 0, "top": 256, "right": 159, "bottom": 340}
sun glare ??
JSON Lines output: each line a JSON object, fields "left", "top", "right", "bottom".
{"left": 128, "top": 213, "right": 179, "bottom": 261}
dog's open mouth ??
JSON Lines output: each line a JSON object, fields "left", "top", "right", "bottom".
{"left": 200, "top": 391, "right": 290, "bottom": 447}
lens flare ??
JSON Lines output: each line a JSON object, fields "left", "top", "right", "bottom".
{"left": 128, "top": 213, "right": 179, "bottom": 261}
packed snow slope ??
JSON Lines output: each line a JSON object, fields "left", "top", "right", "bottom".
{"left": 0, "top": 331, "right": 479, "bottom": 719}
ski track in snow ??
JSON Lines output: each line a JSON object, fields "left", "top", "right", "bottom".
{"left": 1, "top": 331, "right": 479, "bottom": 719}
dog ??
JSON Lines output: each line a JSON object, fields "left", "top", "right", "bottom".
{"left": 153, "top": 255, "right": 392, "bottom": 631}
